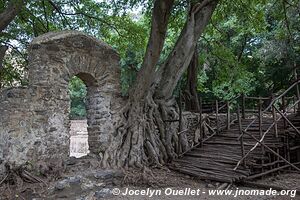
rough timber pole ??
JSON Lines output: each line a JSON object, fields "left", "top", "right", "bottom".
{"left": 216, "top": 100, "right": 219, "bottom": 134}
{"left": 258, "top": 98, "right": 265, "bottom": 173}
{"left": 282, "top": 96, "right": 286, "bottom": 129}
{"left": 294, "top": 68, "right": 300, "bottom": 112}
{"left": 226, "top": 101, "right": 230, "bottom": 130}
{"left": 237, "top": 104, "right": 246, "bottom": 167}
{"left": 271, "top": 94, "right": 278, "bottom": 138}
{"left": 241, "top": 94, "right": 246, "bottom": 119}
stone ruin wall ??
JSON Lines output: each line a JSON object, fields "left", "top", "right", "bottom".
{"left": 0, "top": 31, "right": 124, "bottom": 173}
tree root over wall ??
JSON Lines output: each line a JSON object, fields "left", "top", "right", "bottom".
{"left": 101, "top": 96, "right": 191, "bottom": 169}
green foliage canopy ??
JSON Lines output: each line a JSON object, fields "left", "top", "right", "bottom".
{"left": 1, "top": 0, "right": 299, "bottom": 114}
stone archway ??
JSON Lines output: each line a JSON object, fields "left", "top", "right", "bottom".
{"left": 0, "top": 31, "right": 123, "bottom": 170}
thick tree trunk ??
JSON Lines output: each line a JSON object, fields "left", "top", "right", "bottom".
{"left": 131, "top": 0, "right": 174, "bottom": 101}
{"left": 101, "top": 0, "right": 218, "bottom": 168}
{"left": 0, "top": 0, "right": 24, "bottom": 32}
{"left": 101, "top": 0, "right": 175, "bottom": 168}
{"left": 184, "top": 47, "right": 200, "bottom": 112}
{"left": 155, "top": 0, "right": 218, "bottom": 100}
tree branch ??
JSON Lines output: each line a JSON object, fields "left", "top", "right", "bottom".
{"left": 192, "top": 0, "right": 215, "bottom": 14}
{"left": 47, "top": 1, "right": 124, "bottom": 36}
{"left": 42, "top": 0, "right": 50, "bottom": 31}
{"left": 47, "top": 0, "right": 73, "bottom": 29}
{"left": 282, "top": 0, "right": 293, "bottom": 43}
{"left": 130, "top": 0, "right": 175, "bottom": 101}
{"left": 155, "top": 0, "right": 218, "bottom": 100}
{"left": 237, "top": 34, "right": 248, "bottom": 61}
{"left": 0, "top": 0, "right": 24, "bottom": 32}
{"left": 21, "top": 9, "right": 49, "bottom": 34}
{"left": 1, "top": 42, "right": 28, "bottom": 63}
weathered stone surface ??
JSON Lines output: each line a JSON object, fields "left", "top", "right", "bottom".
{"left": 94, "top": 188, "right": 112, "bottom": 198}
{"left": 68, "top": 175, "right": 82, "bottom": 185}
{"left": 0, "top": 31, "right": 124, "bottom": 172}
{"left": 55, "top": 179, "right": 70, "bottom": 190}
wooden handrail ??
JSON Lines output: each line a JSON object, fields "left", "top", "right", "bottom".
{"left": 245, "top": 96, "right": 270, "bottom": 100}
{"left": 264, "top": 79, "right": 300, "bottom": 112}
{"left": 243, "top": 131, "right": 300, "bottom": 172}
{"left": 244, "top": 80, "right": 300, "bottom": 132}
{"left": 273, "top": 105, "right": 300, "bottom": 137}
{"left": 234, "top": 80, "right": 300, "bottom": 171}
{"left": 217, "top": 95, "right": 241, "bottom": 112}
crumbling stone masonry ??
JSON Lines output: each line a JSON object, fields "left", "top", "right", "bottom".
{"left": 0, "top": 31, "right": 123, "bottom": 173}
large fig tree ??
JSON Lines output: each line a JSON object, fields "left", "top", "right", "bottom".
{"left": 101, "top": 0, "right": 218, "bottom": 168}
{"left": 0, "top": 0, "right": 218, "bottom": 168}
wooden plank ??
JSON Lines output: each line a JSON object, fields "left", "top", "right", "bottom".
{"left": 171, "top": 164, "right": 240, "bottom": 180}
{"left": 184, "top": 152, "right": 240, "bottom": 162}
{"left": 173, "top": 160, "right": 249, "bottom": 176}
{"left": 169, "top": 166, "right": 234, "bottom": 183}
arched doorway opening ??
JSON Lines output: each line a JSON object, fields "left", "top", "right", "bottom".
{"left": 68, "top": 75, "right": 91, "bottom": 158}
{"left": 0, "top": 31, "right": 123, "bottom": 167}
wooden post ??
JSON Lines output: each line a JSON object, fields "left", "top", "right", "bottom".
{"left": 258, "top": 98, "right": 265, "bottom": 173}
{"left": 216, "top": 100, "right": 219, "bottom": 134}
{"left": 287, "top": 135, "right": 291, "bottom": 170}
{"left": 237, "top": 104, "right": 246, "bottom": 167}
{"left": 294, "top": 68, "right": 300, "bottom": 112}
{"left": 242, "top": 94, "right": 246, "bottom": 119}
{"left": 258, "top": 98, "right": 263, "bottom": 138}
{"left": 243, "top": 131, "right": 300, "bottom": 172}
{"left": 271, "top": 94, "right": 278, "bottom": 138}
{"left": 274, "top": 106, "right": 300, "bottom": 137}
{"left": 284, "top": 136, "right": 288, "bottom": 166}
{"left": 273, "top": 93, "right": 279, "bottom": 171}
{"left": 294, "top": 96, "right": 297, "bottom": 113}
{"left": 226, "top": 101, "right": 230, "bottom": 130}
{"left": 277, "top": 149, "right": 280, "bottom": 173}
{"left": 272, "top": 105, "right": 278, "bottom": 138}
{"left": 282, "top": 96, "right": 286, "bottom": 129}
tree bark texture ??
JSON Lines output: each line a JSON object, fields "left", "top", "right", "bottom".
{"left": 184, "top": 47, "right": 201, "bottom": 112}
{"left": 0, "top": 0, "right": 24, "bottom": 32}
{"left": 131, "top": 0, "right": 174, "bottom": 101}
{"left": 155, "top": 0, "right": 218, "bottom": 100}
{"left": 101, "top": 0, "right": 218, "bottom": 168}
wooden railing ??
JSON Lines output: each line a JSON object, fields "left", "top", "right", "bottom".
{"left": 178, "top": 79, "right": 300, "bottom": 166}
{"left": 178, "top": 95, "right": 239, "bottom": 157}
{"left": 234, "top": 79, "right": 300, "bottom": 174}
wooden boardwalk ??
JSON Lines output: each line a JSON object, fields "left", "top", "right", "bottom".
{"left": 170, "top": 117, "right": 286, "bottom": 183}
{"left": 170, "top": 80, "right": 300, "bottom": 183}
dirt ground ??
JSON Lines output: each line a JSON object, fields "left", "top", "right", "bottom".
{"left": 109, "top": 168, "right": 300, "bottom": 200}
{"left": 1, "top": 165, "right": 299, "bottom": 200}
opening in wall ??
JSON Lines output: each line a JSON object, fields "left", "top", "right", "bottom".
{"left": 68, "top": 76, "right": 90, "bottom": 158}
